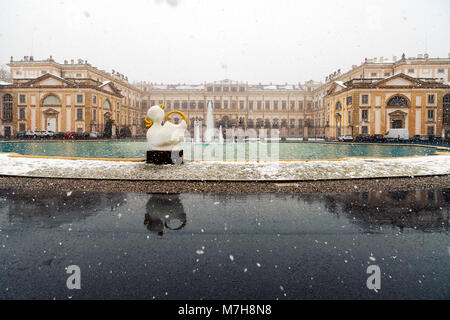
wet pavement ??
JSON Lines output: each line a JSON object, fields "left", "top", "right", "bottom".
{"left": 0, "top": 188, "right": 449, "bottom": 300}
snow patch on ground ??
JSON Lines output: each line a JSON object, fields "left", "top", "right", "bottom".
{"left": 0, "top": 153, "right": 449, "bottom": 180}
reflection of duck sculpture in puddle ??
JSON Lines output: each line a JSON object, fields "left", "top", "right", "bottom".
{"left": 145, "top": 104, "right": 187, "bottom": 152}
{"left": 144, "top": 194, "right": 187, "bottom": 237}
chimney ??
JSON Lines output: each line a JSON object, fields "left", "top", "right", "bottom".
{"left": 424, "top": 53, "right": 429, "bottom": 60}
{"left": 380, "top": 56, "right": 384, "bottom": 63}
{"left": 373, "top": 57, "right": 378, "bottom": 63}
{"left": 71, "top": 59, "right": 74, "bottom": 64}
{"left": 24, "top": 56, "right": 28, "bottom": 61}
{"left": 30, "top": 56, "right": 34, "bottom": 61}
{"left": 64, "top": 60, "right": 68, "bottom": 64}
{"left": 352, "top": 64, "right": 357, "bottom": 69}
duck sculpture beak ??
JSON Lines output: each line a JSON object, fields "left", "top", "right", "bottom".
{"left": 144, "top": 118, "right": 153, "bottom": 128}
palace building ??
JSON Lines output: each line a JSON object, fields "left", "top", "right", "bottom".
{"left": 0, "top": 56, "right": 143, "bottom": 137}
{"left": 1, "top": 53, "right": 449, "bottom": 140}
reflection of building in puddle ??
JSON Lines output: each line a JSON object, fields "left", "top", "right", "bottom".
{"left": 0, "top": 189, "right": 126, "bottom": 228}
{"left": 144, "top": 194, "right": 186, "bottom": 237}
{"left": 324, "top": 188, "right": 450, "bottom": 231}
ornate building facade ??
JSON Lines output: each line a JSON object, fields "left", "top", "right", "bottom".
{"left": 0, "top": 56, "right": 143, "bottom": 137}
{"left": 1, "top": 53, "right": 449, "bottom": 139}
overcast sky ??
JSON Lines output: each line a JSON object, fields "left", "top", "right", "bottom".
{"left": 0, "top": 0, "right": 449, "bottom": 84}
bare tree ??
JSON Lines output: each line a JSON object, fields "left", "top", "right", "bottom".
{"left": 0, "top": 65, "right": 11, "bottom": 82}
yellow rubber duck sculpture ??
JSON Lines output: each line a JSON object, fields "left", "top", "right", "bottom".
{"left": 145, "top": 104, "right": 187, "bottom": 164}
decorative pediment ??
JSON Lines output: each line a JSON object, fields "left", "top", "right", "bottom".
{"left": 389, "top": 110, "right": 408, "bottom": 117}
{"left": 375, "top": 73, "right": 425, "bottom": 88}
{"left": 43, "top": 108, "right": 59, "bottom": 115}
{"left": 98, "top": 81, "right": 122, "bottom": 96}
{"left": 23, "top": 73, "right": 77, "bottom": 88}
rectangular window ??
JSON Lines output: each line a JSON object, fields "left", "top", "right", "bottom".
{"left": 19, "top": 123, "right": 26, "bottom": 132}
{"left": 427, "top": 126, "right": 434, "bottom": 135}
{"left": 76, "top": 108, "right": 83, "bottom": 120}
{"left": 239, "top": 101, "right": 244, "bottom": 110}
{"left": 282, "top": 101, "right": 287, "bottom": 110}
{"left": 273, "top": 101, "right": 278, "bottom": 110}
{"left": 150, "top": 100, "right": 155, "bottom": 106}
{"left": 265, "top": 101, "right": 270, "bottom": 110}
{"left": 231, "top": 87, "right": 237, "bottom": 92}
{"left": 19, "top": 108, "right": 26, "bottom": 120}
{"left": 384, "top": 72, "right": 391, "bottom": 77}
{"left": 223, "top": 101, "right": 228, "bottom": 109}
{"left": 408, "top": 68, "right": 414, "bottom": 73}
{"left": 207, "top": 87, "right": 213, "bottom": 92}
{"left": 348, "top": 111, "right": 351, "bottom": 123}
{"left": 223, "top": 87, "right": 229, "bottom": 92}
{"left": 215, "top": 87, "right": 221, "bottom": 92}
{"left": 93, "top": 109, "right": 97, "bottom": 121}
{"left": 427, "top": 94, "right": 435, "bottom": 104}
{"left": 362, "top": 95, "right": 369, "bottom": 104}
{"left": 190, "top": 101, "right": 196, "bottom": 109}
{"left": 298, "top": 119, "right": 303, "bottom": 128}
{"left": 249, "top": 101, "right": 253, "bottom": 111}
{"left": 19, "top": 94, "right": 26, "bottom": 104}
{"left": 76, "top": 73, "right": 82, "bottom": 77}
{"left": 299, "top": 101, "right": 303, "bottom": 110}
{"left": 117, "top": 103, "right": 120, "bottom": 111}
{"left": 93, "top": 95, "right": 97, "bottom": 104}
{"left": 198, "top": 102, "right": 204, "bottom": 109}
{"left": 290, "top": 102, "right": 295, "bottom": 110}
{"left": 362, "top": 126, "right": 368, "bottom": 134}
{"left": 427, "top": 110, "right": 434, "bottom": 122}
{"left": 239, "top": 87, "right": 245, "bottom": 92}
{"left": 215, "top": 102, "right": 221, "bottom": 109}
{"left": 257, "top": 101, "right": 262, "bottom": 110}
{"left": 232, "top": 101, "right": 236, "bottom": 109}
{"left": 117, "top": 113, "right": 120, "bottom": 124}
{"left": 362, "top": 110, "right": 368, "bottom": 122}
{"left": 76, "top": 94, "right": 83, "bottom": 104}
{"left": 307, "top": 102, "right": 312, "bottom": 110}
{"left": 41, "top": 70, "right": 47, "bottom": 75}
{"left": 290, "top": 119, "right": 295, "bottom": 128}
{"left": 371, "top": 72, "right": 377, "bottom": 77}
{"left": 182, "top": 101, "right": 187, "bottom": 109}
{"left": 346, "top": 96, "right": 352, "bottom": 105}
{"left": 437, "top": 68, "right": 444, "bottom": 73}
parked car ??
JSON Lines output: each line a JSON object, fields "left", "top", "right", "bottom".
{"left": 76, "top": 132, "right": 90, "bottom": 140}
{"left": 371, "top": 134, "right": 385, "bottom": 142}
{"left": 428, "top": 135, "right": 442, "bottom": 142}
{"left": 16, "top": 131, "right": 27, "bottom": 139}
{"left": 25, "top": 130, "right": 37, "bottom": 139}
{"left": 34, "top": 131, "right": 45, "bottom": 139}
{"left": 89, "top": 131, "right": 101, "bottom": 139}
{"left": 384, "top": 129, "right": 409, "bottom": 141}
{"left": 354, "top": 133, "right": 371, "bottom": 142}
{"left": 54, "top": 132, "right": 66, "bottom": 139}
{"left": 410, "top": 135, "right": 429, "bottom": 142}
{"left": 338, "top": 134, "right": 353, "bottom": 142}
{"left": 64, "top": 131, "right": 77, "bottom": 139}
{"left": 41, "top": 130, "right": 55, "bottom": 139}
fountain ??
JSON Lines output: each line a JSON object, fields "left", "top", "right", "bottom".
{"left": 204, "top": 101, "right": 215, "bottom": 143}
{"left": 145, "top": 104, "right": 187, "bottom": 164}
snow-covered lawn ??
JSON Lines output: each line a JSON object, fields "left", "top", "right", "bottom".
{"left": 0, "top": 153, "right": 449, "bottom": 180}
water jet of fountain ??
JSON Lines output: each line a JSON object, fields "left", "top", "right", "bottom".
{"left": 205, "top": 101, "right": 214, "bottom": 143}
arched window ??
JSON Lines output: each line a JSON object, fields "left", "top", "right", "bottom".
{"left": 272, "top": 119, "right": 279, "bottom": 128}
{"left": 335, "top": 101, "right": 342, "bottom": 111}
{"left": 43, "top": 95, "right": 61, "bottom": 106}
{"left": 387, "top": 95, "right": 409, "bottom": 107}
{"left": 2, "top": 94, "right": 13, "bottom": 121}
{"left": 103, "top": 100, "right": 111, "bottom": 110}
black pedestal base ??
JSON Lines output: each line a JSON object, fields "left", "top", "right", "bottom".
{"left": 146, "top": 150, "right": 183, "bottom": 165}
